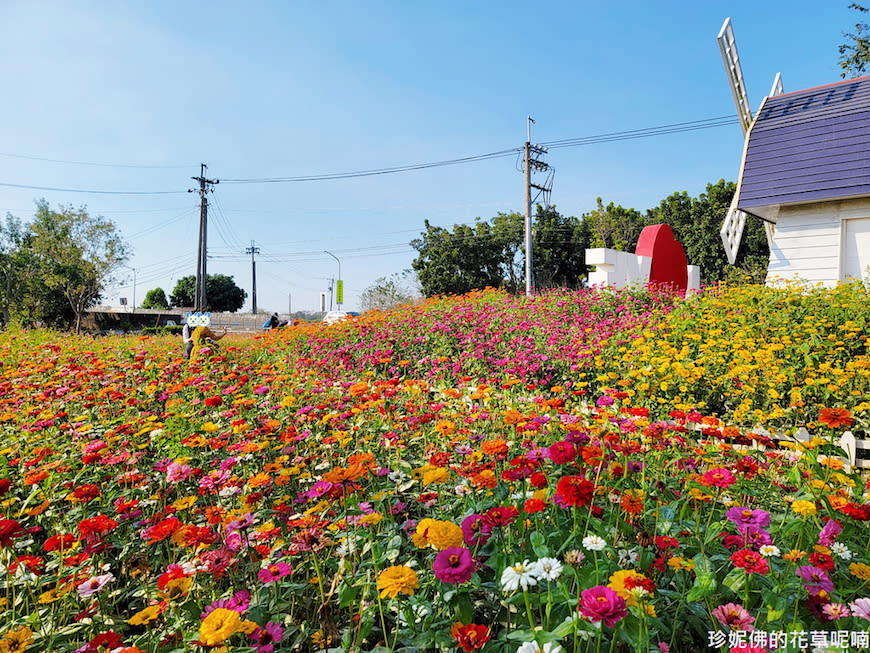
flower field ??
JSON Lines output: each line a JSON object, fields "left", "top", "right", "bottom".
{"left": 0, "top": 282, "right": 869, "bottom": 653}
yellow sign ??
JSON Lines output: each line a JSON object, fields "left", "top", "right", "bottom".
{"left": 336, "top": 280, "right": 344, "bottom": 304}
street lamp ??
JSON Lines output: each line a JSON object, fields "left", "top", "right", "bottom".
{"left": 323, "top": 250, "right": 342, "bottom": 310}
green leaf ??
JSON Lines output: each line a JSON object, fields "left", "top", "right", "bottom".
{"left": 686, "top": 570, "right": 717, "bottom": 602}
{"left": 530, "top": 531, "right": 549, "bottom": 557}
{"left": 722, "top": 567, "right": 747, "bottom": 594}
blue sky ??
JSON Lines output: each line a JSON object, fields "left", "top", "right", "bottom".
{"left": 0, "top": 1, "right": 858, "bottom": 313}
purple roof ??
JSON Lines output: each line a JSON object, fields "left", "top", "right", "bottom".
{"left": 736, "top": 75, "right": 870, "bottom": 221}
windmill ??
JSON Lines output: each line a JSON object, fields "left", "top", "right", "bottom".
{"left": 717, "top": 17, "right": 781, "bottom": 264}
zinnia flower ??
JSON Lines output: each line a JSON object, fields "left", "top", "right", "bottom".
{"left": 516, "top": 642, "right": 563, "bottom": 653}
{"left": 248, "top": 621, "right": 284, "bottom": 653}
{"left": 711, "top": 602, "right": 755, "bottom": 631}
{"left": 821, "top": 603, "right": 850, "bottom": 620}
{"left": 730, "top": 549, "right": 769, "bottom": 575}
{"left": 531, "top": 557, "right": 563, "bottom": 581}
{"left": 850, "top": 597, "right": 870, "bottom": 621}
{"left": 724, "top": 507, "right": 770, "bottom": 531}
{"left": 582, "top": 535, "right": 606, "bottom": 551}
{"left": 500, "top": 560, "right": 538, "bottom": 592}
{"left": 797, "top": 565, "right": 834, "bottom": 595}
{"left": 578, "top": 585, "right": 627, "bottom": 627}
{"left": 460, "top": 514, "right": 492, "bottom": 547}
{"left": 450, "top": 622, "right": 490, "bottom": 652}
{"left": 702, "top": 468, "right": 736, "bottom": 489}
{"left": 199, "top": 607, "right": 241, "bottom": 645}
{"left": 376, "top": 565, "right": 419, "bottom": 599}
{"left": 818, "top": 407, "right": 853, "bottom": 429}
{"left": 433, "top": 547, "right": 474, "bottom": 584}
{"left": 257, "top": 562, "right": 292, "bottom": 584}
{"left": 554, "top": 475, "right": 594, "bottom": 507}
{"left": 817, "top": 519, "right": 842, "bottom": 546}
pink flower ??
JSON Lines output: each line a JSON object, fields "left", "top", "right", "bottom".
{"left": 729, "top": 646, "right": 768, "bottom": 653}
{"left": 578, "top": 585, "right": 627, "bottom": 628}
{"left": 850, "top": 597, "right": 870, "bottom": 621}
{"left": 433, "top": 547, "right": 474, "bottom": 584}
{"left": 822, "top": 603, "right": 850, "bottom": 620}
{"left": 166, "top": 462, "right": 192, "bottom": 484}
{"left": 249, "top": 621, "right": 284, "bottom": 653}
{"left": 76, "top": 573, "right": 115, "bottom": 598}
{"left": 257, "top": 562, "right": 292, "bottom": 584}
{"left": 724, "top": 507, "right": 770, "bottom": 531}
{"left": 817, "top": 519, "right": 842, "bottom": 547}
{"left": 711, "top": 603, "right": 755, "bottom": 631}
{"left": 797, "top": 565, "right": 834, "bottom": 595}
{"left": 702, "top": 468, "right": 736, "bottom": 489}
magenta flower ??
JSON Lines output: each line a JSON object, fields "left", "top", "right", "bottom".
{"left": 257, "top": 562, "right": 292, "bottom": 584}
{"left": 249, "top": 621, "right": 284, "bottom": 653}
{"left": 711, "top": 602, "right": 755, "bottom": 631}
{"left": 702, "top": 468, "right": 736, "bottom": 489}
{"left": 578, "top": 585, "right": 627, "bottom": 627}
{"left": 797, "top": 565, "right": 834, "bottom": 595}
{"left": 202, "top": 589, "right": 250, "bottom": 618}
{"left": 433, "top": 546, "right": 474, "bottom": 584}
{"left": 817, "top": 519, "right": 843, "bottom": 547}
{"left": 460, "top": 514, "right": 492, "bottom": 547}
{"left": 548, "top": 441, "right": 576, "bottom": 464}
{"left": 724, "top": 507, "right": 771, "bottom": 531}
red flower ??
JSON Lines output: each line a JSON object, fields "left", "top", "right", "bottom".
{"left": 730, "top": 549, "right": 769, "bottom": 575}
{"left": 818, "top": 407, "right": 853, "bottom": 430}
{"left": 809, "top": 552, "right": 834, "bottom": 572}
{"left": 548, "top": 441, "right": 577, "bottom": 464}
{"left": 450, "top": 622, "right": 490, "bottom": 652}
{"left": 205, "top": 396, "right": 223, "bottom": 407}
{"left": 77, "top": 515, "right": 118, "bottom": 542}
{"left": 523, "top": 498, "right": 547, "bottom": 514}
{"left": 141, "top": 518, "right": 183, "bottom": 545}
{"left": 44, "top": 533, "right": 77, "bottom": 552}
{"left": 482, "top": 505, "right": 519, "bottom": 527}
{"left": 0, "top": 479, "right": 11, "bottom": 496}
{"left": 555, "top": 475, "right": 594, "bottom": 507}
{"left": 529, "top": 471, "right": 548, "bottom": 488}
{"left": 0, "top": 519, "right": 23, "bottom": 546}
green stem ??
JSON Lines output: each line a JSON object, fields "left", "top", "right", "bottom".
{"left": 523, "top": 589, "right": 536, "bottom": 631}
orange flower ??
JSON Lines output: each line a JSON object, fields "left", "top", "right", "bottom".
{"left": 481, "top": 440, "right": 508, "bottom": 458}
{"left": 620, "top": 490, "right": 645, "bottom": 515}
{"left": 818, "top": 408, "right": 853, "bottom": 429}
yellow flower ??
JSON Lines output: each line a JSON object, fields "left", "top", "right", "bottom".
{"left": 850, "top": 562, "right": 870, "bottom": 581}
{"left": 158, "top": 576, "right": 192, "bottom": 601}
{"left": 199, "top": 608, "right": 242, "bottom": 645}
{"left": 0, "top": 626, "right": 32, "bottom": 653}
{"left": 783, "top": 549, "right": 807, "bottom": 563}
{"left": 422, "top": 466, "right": 450, "bottom": 486}
{"left": 172, "top": 495, "right": 197, "bottom": 511}
{"left": 667, "top": 557, "right": 696, "bottom": 572}
{"left": 238, "top": 620, "right": 258, "bottom": 635}
{"left": 424, "top": 520, "right": 464, "bottom": 550}
{"left": 359, "top": 512, "right": 383, "bottom": 526}
{"left": 127, "top": 604, "right": 163, "bottom": 625}
{"left": 411, "top": 518, "right": 437, "bottom": 548}
{"left": 376, "top": 565, "right": 419, "bottom": 599}
{"left": 38, "top": 587, "right": 70, "bottom": 604}
{"left": 791, "top": 500, "right": 817, "bottom": 516}
{"left": 608, "top": 569, "right": 653, "bottom": 607}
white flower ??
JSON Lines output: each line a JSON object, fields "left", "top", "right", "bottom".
{"left": 455, "top": 483, "right": 472, "bottom": 496}
{"left": 582, "top": 535, "right": 606, "bottom": 551}
{"left": 531, "top": 557, "right": 563, "bottom": 581}
{"left": 759, "top": 545, "right": 781, "bottom": 558}
{"left": 388, "top": 470, "right": 409, "bottom": 483}
{"left": 831, "top": 542, "right": 852, "bottom": 560}
{"left": 516, "top": 642, "right": 564, "bottom": 653}
{"left": 336, "top": 536, "right": 358, "bottom": 557}
{"left": 617, "top": 548, "right": 639, "bottom": 566}
{"left": 501, "top": 560, "right": 538, "bottom": 592}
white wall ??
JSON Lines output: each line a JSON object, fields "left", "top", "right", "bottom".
{"left": 766, "top": 197, "right": 870, "bottom": 287}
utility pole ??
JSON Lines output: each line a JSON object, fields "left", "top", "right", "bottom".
{"left": 189, "top": 164, "right": 219, "bottom": 312}
{"left": 245, "top": 240, "right": 260, "bottom": 314}
{"left": 329, "top": 278, "right": 335, "bottom": 311}
{"left": 523, "top": 116, "right": 551, "bottom": 296}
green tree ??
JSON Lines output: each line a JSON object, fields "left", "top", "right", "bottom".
{"left": 26, "top": 200, "right": 127, "bottom": 332}
{"left": 359, "top": 270, "right": 420, "bottom": 311}
{"left": 840, "top": 3, "right": 870, "bottom": 77}
{"left": 141, "top": 287, "right": 170, "bottom": 310}
{"left": 533, "top": 205, "right": 591, "bottom": 289}
{"left": 582, "top": 198, "right": 646, "bottom": 251}
{"left": 170, "top": 274, "right": 247, "bottom": 312}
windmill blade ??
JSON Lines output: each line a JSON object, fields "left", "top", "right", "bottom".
{"left": 718, "top": 18, "right": 753, "bottom": 135}
{"left": 721, "top": 193, "right": 748, "bottom": 265}
{"left": 769, "top": 72, "right": 783, "bottom": 97}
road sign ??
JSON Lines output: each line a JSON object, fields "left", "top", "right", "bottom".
{"left": 336, "top": 280, "right": 344, "bottom": 304}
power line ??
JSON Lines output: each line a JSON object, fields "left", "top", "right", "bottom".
{"left": 0, "top": 182, "right": 187, "bottom": 195}
{"left": 0, "top": 151, "right": 193, "bottom": 169}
